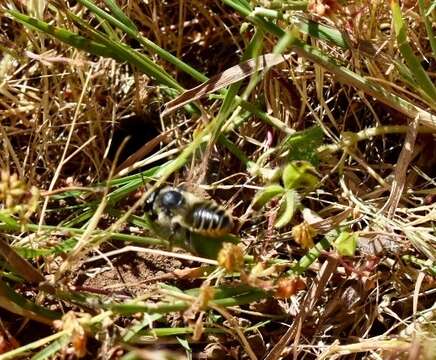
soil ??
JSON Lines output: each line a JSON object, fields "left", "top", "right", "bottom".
{"left": 73, "top": 250, "right": 188, "bottom": 297}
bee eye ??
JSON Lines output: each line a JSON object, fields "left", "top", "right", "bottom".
{"left": 161, "top": 190, "right": 183, "bottom": 208}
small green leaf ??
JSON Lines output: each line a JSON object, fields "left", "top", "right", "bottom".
{"left": 177, "top": 336, "right": 191, "bottom": 351}
{"left": 0, "top": 213, "right": 18, "bottom": 228}
{"left": 280, "top": 126, "right": 324, "bottom": 164}
{"left": 299, "top": 172, "right": 319, "bottom": 191}
{"left": 275, "top": 190, "right": 299, "bottom": 228}
{"left": 252, "top": 184, "right": 285, "bottom": 210}
{"left": 334, "top": 231, "right": 358, "bottom": 257}
{"left": 282, "top": 161, "right": 318, "bottom": 190}
{"left": 282, "top": 163, "right": 301, "bottom": 189}
{"left": 177, "top": 336, "right": 192, "bottom": 360}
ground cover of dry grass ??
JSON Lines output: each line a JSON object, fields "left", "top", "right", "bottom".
{"left": 0, "top": 0, "right": 435, "bottom": 359}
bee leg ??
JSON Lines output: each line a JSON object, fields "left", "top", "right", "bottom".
{"left": 168, "top": 226, "right": 176, "bottom": 250}
{"left": 183, "top": 230, "right": 195, "bottom": 254}
{"left": 168, "top": 222, "right": 182, "bottom": 250}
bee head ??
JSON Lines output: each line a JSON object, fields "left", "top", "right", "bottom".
{"left": 160, "top": 188, "right": 184, "bottom": 210}
{"left": 144, "top": 186, "right": 185, "bottom": 216}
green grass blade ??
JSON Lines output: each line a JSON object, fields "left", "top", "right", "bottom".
{"left": 1, "top": 224, "right": 168, "bottom": 260}
{"left": 208, "top": 30, "right": 266, "bottom": 169}
{"left": 0, "top": 213, "right": 19, "bottom": 228}
{"left": 16, "top": 238, "right": 78, "bottom": 259}
{"left": 103, "top": 0, "right": 138, "bottom": 32}
{"left": 223, "top": 0, "right": 348, "bottom": 48}
{"left": 76, "top": 0, "right": 208, "bottom": 83}
{"left": 8, "top": 8, "right": 182, "bottom": 91}
{"left": 77, "top": 0, "right": 138, "bottom": 35}
{"left": 123, "top": 314, "right": 163, "bottom": 342}
{"left": 6, "top": 10, "right": 122, "bottom": 60}
{"left": 299, "top": 44, "right": 436, "bottom": 124}
{"left": 391, "top": 0, "right": 436, "bottom": 102}
{"left": 224, "top": 1, "right": 436, "bottom": 126}
{"left": 0, "top": 332, "right": 68, "bottom": 360}
{"left": 0, "top": 279, "right": 61, "bottom": 324}
{"left": 65, "top": 10, "right": 182, "bottom": 91}
{"left": 42, "top": 1, "right": 292, "bottom": 134}
{"left": 109, "top": 289, "right": 268, "bottom": 315}
{"left": 0, "top": 236, "right": 45, "bottom": 283}
{"left": 137, "top": 327, "right": 225, "bottom": 337}
{"left": 288, "top": 233, "right": 335, "bottom": 275}
{"left": 418, "top": 0, "right": 436, "bottom": 58}
{"left": 30, "top": 335, "right": 70, "bottom": 360}
{"left": 218, "top": 135, "right": 252, "bottom": 166}
{"left": 292, "top": 16, "right": 349, "bottom": 49}
{"left": 184, "top": 284, "right": 259, "bottom": 298}
{"left": 223, "top": 0, "right": 252, "bottom": 16}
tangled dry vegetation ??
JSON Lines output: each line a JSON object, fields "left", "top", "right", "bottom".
{"left": 0, "top": 0, "right": 435, "bottom": 359}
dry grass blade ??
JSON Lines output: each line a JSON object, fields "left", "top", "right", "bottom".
{"left": 0, "top": 297, "right": 51, "bottom": 326}
{"left": 310, "top": 208, "right": 353, "bottom": 233}
{"left": 114, "top": 130, "right": 170, "bottom": 174}
{"left": 208, "top": 303, "right": 258, "bottom": 360}
{"left": 382, "top": 115, "right": 419, "bottom": 218}
{"left": 37, "top": 68, "right": 93, "bottom": 229}
{"left": 292, "top": 46, "right": 436, "bottom": 129}
{"left": 83, "top": 245, "right": 218, "bottom": 266}
{"left": 162, "top": 53, "right": 290, "bottom": 116}
{"left": 54, "top": 136, "right": 131, "bottom": 280}
{"left": 0, "top": 280, "right": 57, "bottom": 326}
{"left": 264, "top": 257, "right": 338, "bottom": 360}
{"left": 319, "top": 339, "right": 413, "bottom": 359}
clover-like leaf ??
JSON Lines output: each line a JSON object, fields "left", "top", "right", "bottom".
{"left": 334, "top": 231, "right": 358, "bottom": 257}
{"left": 282, "top": 163, "right": 301, "bottom": 189}
{"left": 280, "top": 126, "right": 324, "bottom": 165}
{"left": 252, "top": 184, "right": 285, "bottom": 210}
{"left": 275, "top": 190, "right": 299, "bottom": 228}
{"left": 282, "top": 161, "right": 318, "bottom": 191}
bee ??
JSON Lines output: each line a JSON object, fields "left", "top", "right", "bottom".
{"left": 145, "top": 186, "right": 234, "bottom": 238}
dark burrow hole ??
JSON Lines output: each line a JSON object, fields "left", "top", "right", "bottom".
{"left": 107, "top": 112, "right": 161, "bottom": 166}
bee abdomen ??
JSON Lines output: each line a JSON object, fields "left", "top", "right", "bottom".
{"left": 188, "top": 203, "right": 233, "bottom": 237}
